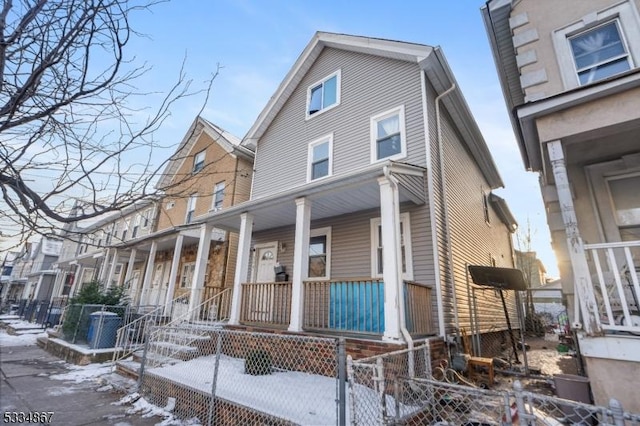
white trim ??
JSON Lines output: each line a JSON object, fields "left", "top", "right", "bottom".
{"left": 552, "top": 1, "right": 640, "bottom": 90}
{"left": 307, "top": 226, "right": 332, "bottom": 280}
{"left": 305, "top": 69, "right": 341, "bottom": 120}
{"left": 306, "top": 133, "right": 333, "bottom": 182}
{"left": 370, "top": 105, "right": 407, "bottom": 163}
{"left": 370, "top": 212, "right": 414, "bottom": 280}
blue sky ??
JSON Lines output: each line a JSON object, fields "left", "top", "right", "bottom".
{"left": 4, "top": 0, "right": 560, "bottom": 277}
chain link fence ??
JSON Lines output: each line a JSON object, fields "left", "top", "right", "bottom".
{"left": 347, "top": 344, "right": 432, "bottom": 425}
{"left": 139, "top": 328, "right": 344, "bottom": 425}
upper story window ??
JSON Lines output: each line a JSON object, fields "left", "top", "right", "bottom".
{"left": 553, "top": 1, "right": 640, "bottom": 90}
{"left": 306, "top": 70, "right": 341, "bottom": 119}
{"left": 193, "top": 150, "right": 205, "bottom": 174}
{"left": 370, "top": 105, "right": 406, "bottom": 163}
{"left": 569, "top": 20, "right": 631, "bottom": 85}
{"left": 307, "top": 134, "right": 333, "bottom": 182}
{"left": 186, "top": 193, "right": 197, "bottom": 224}
{"left": 122, "top": 220, "right": 129, "bottom": 241}
{"left": 132, "top": 214, "right": 141, "bottom": 238}
{"left": 142, "top": 208, "right": 152, "bottom": 228}
{"left": 212, "top": 181, "right": 225, "bottom": 211}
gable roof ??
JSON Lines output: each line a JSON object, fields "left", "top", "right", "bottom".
{"left": 243, "top": 31, "right": 504, "bottom": 189}
{"left": 156, "top": 116, "right": 253, "bottom": 189}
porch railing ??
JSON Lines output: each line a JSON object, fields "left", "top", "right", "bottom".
{"left": 405, "top": 281, "right": 433, "bottom": 335}
{"left": 162, "top": 287, "right": 233, "bottom": 329}
{"left": 113, "top": 304, "right": 165, "bottom": 362}
{"left": 240, "top": 282, "right": 292, "bottom": 327}
{"left": 585, "top": 240, "right": 640, "bottom": 333}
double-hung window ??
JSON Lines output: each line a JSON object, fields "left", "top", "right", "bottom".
{"left": 132, "top": 214, "right": 141, "bottom": 238}
{"left": 307, "top": 134, "right": 332, "bottom": 181}
{"left": 370, "top": 212, "right": 413, "bottom": 280}
{"left": 569, "top": 20, "right": 631, "bottom": 85}
{"left": 180, "top": 262, "right": 195, "bottom": 288}
{"left": 371, "top": 106, "right": 406, "bottom": 163}
{"left": 212, "top": 181, "right": 225, "bottom": 211}
{"left": 306, "top": 70, "right": 340, "bottom": 118}
{"left": 308, "top": 227, "right": 331, "bottom": 280}
{"left": 186, "top": 194, "right": 197, "bottom": 224}
{"left": 553, "top": 1, "right": 640, "bottom": 89}
{"left": 193, "top": 150, "right": 205, "bottom": 173}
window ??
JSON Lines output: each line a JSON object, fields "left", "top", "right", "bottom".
{"left": 569, "top": 20, "right": 631, "bottom": 85}
{"left": 482, "top": 192, "right": 491, "bottom": 224}
{"left": 553, "top": 1, "right": 640, "bottom": 89}
{"left": 181, "top": 262, "right": 196, "bottom": 288}
{"left": 132, "top": 214, "right": 141, "bottom": 238}
{"left": 307, "top": 134, "right": 333, "bottom": 181}
{"left": 370, "top": 212, "right": 413, "bottom": 280}
{"left": 193, "top": 150, "right": 205, "bottom": 173}
{"left": 186, "top": 194, "right": 197, "bottom": 223}
{"left": 142, "top": 208, "right": 151, "bottom": 228}
{"left": 370, "top": 106, "right": 406, "bottom": 162}
{"left": 306, "top": 70, "right": 340, "bottom": 118}
{"left": 212, "top": 181, "right": 225, "bottom": 211}
{"left": 122, "top": 220, "right": 129, "bottom": 241}
{"left": 308, "top": 227, "right": 331, "bottom": 280}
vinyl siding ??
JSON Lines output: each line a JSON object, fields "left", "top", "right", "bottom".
{"left": 427, "top": 80, "right": 516, "bottom": 334}
{"left": 252, "top": 48, "right": 426, "bottom": 199}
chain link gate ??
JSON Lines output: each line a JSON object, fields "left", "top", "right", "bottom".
{"left": 139, "top": 327, "right": 344, "bottom": 425}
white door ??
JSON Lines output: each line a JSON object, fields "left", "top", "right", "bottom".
{"left": 156, "top": 262, "right": 171, "bottom": 307}
{"left": 255, "top": 243, "right": 277, "bottom": 283}
{"left": 147, "top": 263, "right": 165, "bottom": 306}
{"left": 251, "top": 243, "right": 277, "bottom": 322}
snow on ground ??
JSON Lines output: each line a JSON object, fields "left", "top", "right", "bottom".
{"left": 0, "top": 327, "right": 47, "bottom": 346}
{"left": 49, "top": 361, "right": 114, "bottom": 383}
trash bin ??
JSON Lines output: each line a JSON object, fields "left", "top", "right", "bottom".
{"left": 46, "top": 308, "right": 62, "bottom": 328}
{"left": 87, "top": 311, "right": 122, "bottom": 349}
{"left": 553, "top": 374, "right": 593, "bottom": 423}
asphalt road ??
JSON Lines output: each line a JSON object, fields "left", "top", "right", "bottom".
{"left": 0, "top": 344, "right": 161, "bottom": 426}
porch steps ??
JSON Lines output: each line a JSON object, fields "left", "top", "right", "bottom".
{"left": 132, "top": 349, "right": 184, "bottom": 366}
{"left": 115, "top": 359, "right": 141, "bottom": 380}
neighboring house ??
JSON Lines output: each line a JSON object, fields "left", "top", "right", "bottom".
{"left": 531, "top": 278, "right": 566, "bottom": 324}
{"left": 0, "top": 251, "right": 18, "bottom": 304}
{"left": 52, "top": 199, "right": 158, "bottom": 300}
{"left": 483, "top": 0, "right": 640, "bottom": 409}
{"left": 515, "top": 250, "right": 546, "bottom": 288}
{"left": 195, "top": 32, "right": 518, "bottom": 351}
{"left": 4, "top": 246, "right": 31, "bottom": 302}
{"left": 122, "top": 116, "right": 253, "bottom": 314}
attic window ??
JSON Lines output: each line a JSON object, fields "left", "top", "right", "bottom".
{"left": 193, "top": 150, "right": 205, "bottom": 173}
{"left": 306, "top": 70, "right": 340, "bottom": 118}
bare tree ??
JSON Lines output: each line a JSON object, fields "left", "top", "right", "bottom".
{"left": 0, "top": 0, "right": 215, "bottom": 246}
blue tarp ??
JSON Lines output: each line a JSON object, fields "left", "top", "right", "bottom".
{"left": 329, "top": 281, "right": 385, "bottom": 333}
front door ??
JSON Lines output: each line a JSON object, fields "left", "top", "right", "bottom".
{"left": 251, "top": 242, "right": 277, "bottom": 322}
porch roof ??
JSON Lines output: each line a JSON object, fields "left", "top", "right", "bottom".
{"left": 195, "top": 161, "right": 426, "bottom": 232}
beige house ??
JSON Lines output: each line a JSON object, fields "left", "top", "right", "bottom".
{"left": 128, "top": 116, "right": 254, "bottom": 316}
{"left": 484, "top": 0, "right": 640, "bottom": 409}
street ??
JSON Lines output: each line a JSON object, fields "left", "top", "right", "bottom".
{"left": 1, "top": 342, "right": 164, "bottom": 426}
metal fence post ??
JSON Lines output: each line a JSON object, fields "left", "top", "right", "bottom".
{"left": 346, "top": 355, "right": 357, "bottom": 426}
{"left": 72, "top": 305, "right": 85, "bottom": 344}
{"left": 137, "top": 333, "right": 150, "bottom": 391}
{"left": 513, "top": 380, "right": 528, "bottom": 426}
{"left": 609, "top": 398, "right": 625, "bottom": 426}
{"left": 207, "top": 330, "right": 224, "bottom": 426}
{"left": 337, "top": 338, "right": 346, "bottom": 426}
{"left": 375, "top": 357, "right": 386, "bottom": 423}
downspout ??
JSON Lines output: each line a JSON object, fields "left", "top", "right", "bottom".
{"left": 383, "top": 165, "right": 414, "bottom": 377}
{"left": 435, "top": 83, "right": 461, "bottom": 343}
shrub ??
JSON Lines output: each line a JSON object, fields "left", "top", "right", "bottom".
{"left": 245, "top": 349, "right": 272, "bottom": 375}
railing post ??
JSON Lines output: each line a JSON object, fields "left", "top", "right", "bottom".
{"left": 338, "top": 338, "right": 346, "bottom": 426}
{"left": 609, "top": 398, "right": 625, "bottom": 426}
{"left": 137, "top": 332, "right": 151, "bottom": 391}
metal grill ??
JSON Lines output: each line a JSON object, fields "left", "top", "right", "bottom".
{"left": 139, "top": 328, "right": 342, "bottom": 425}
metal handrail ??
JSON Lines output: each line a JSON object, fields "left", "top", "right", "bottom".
{"left": 158, "top": 287, "right": 232, "bottom": 330}
{"left": 112, "top": 304, "right": 164, "bottom": 363}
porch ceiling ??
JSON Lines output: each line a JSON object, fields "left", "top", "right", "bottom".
{"left": 197, "top": 161, "right": 426, "bottom": 232}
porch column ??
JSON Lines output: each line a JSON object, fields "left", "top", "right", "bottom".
{"left": 229, "top": 213, "right": 253, "bottom": 325}
{"left": 164, "top": 234, "right": 184, "bottom": 315}
{"left": 378, "top": 175, "right": 403, "bottom": 341}
{"left": 289, "top": 197, "right": 311, "bottom": 332}
{"left": 99, "top": 248, "right": 111, "bottom": 283}
{"left": 188, "top": 223, "right": 213, "bottom": 313}
{"left": 71, "top": 263, "right": 82, "bottom": 296}
{"left": 547, "top": 140, "right": 601, "bottom": 334}
{"left": 123, "top": 249, "right": 137, "bottom": 300}
{"left": 105, "top": 249, "right": 119, "bottom": 289}
{"left": 140, "top": 241, "right": 157, "bottom": 305}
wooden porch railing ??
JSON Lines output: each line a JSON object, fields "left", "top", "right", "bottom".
{"left": 405, "top": 281, "right": 433, "bottom": 335}
{"left": 240, "top": 282, "right": 292, "bottom": 327}
{"left": 585, "top": 240, "right": 640, "bottom": 334}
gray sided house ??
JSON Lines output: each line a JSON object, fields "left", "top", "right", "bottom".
{"left": 197, "top": 32, "right": 518, "bottom": 348}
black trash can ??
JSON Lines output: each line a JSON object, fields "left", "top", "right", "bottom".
{"left": 87, "top": 311, "right": 122, "bottom": 349}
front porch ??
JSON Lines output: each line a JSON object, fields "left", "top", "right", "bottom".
{"left": 238, "top": 279, "right": 433, "bottom": 338}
